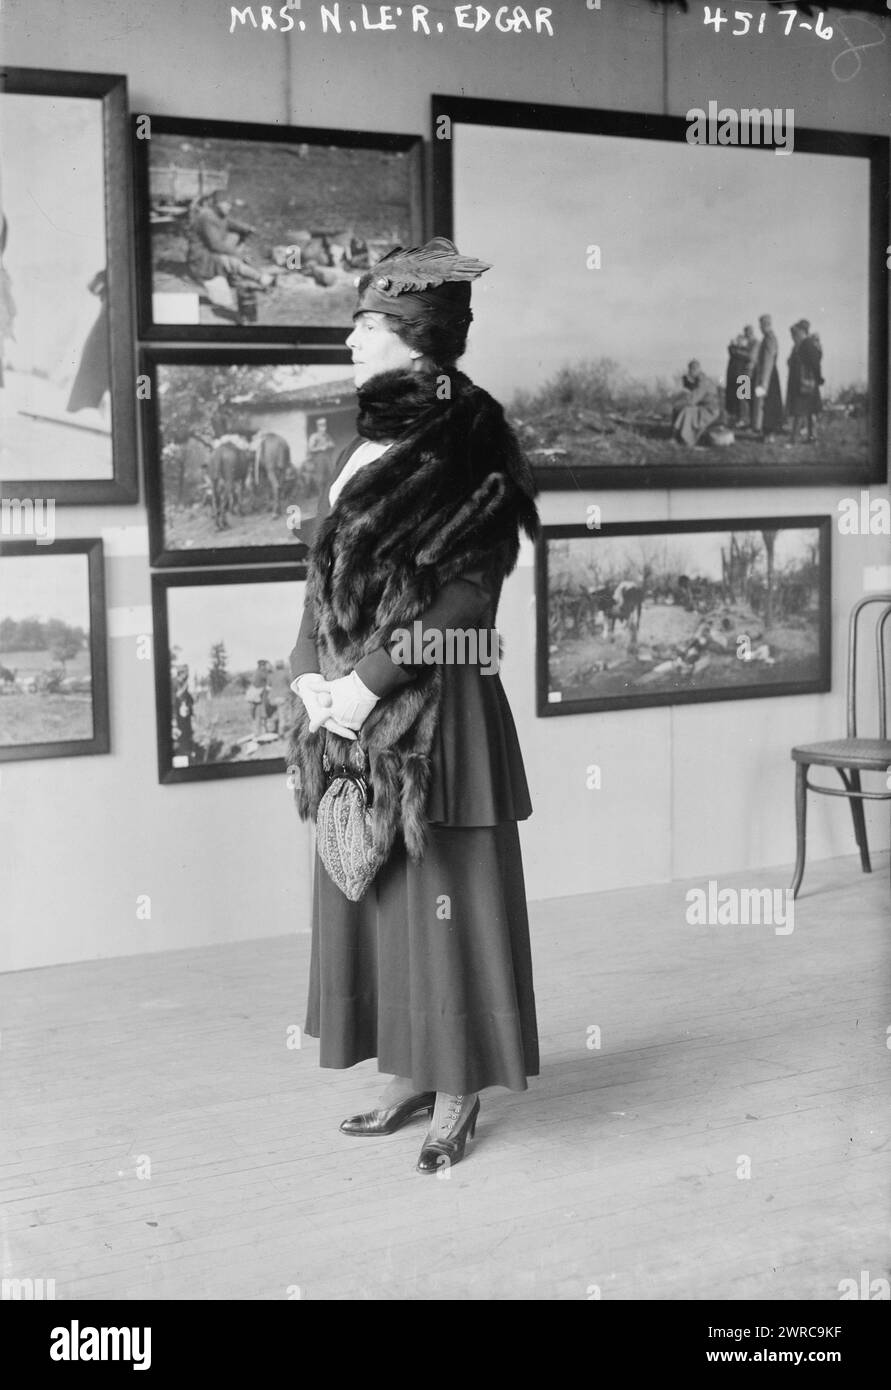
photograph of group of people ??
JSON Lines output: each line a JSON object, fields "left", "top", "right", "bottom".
{"left": 672, "top": 314, "right": 827, "bottom": 448}
{"left": 157, "top": 572, "right": 302, "bottom": 779}
{"left": 449, "top": 114, "right": 875, "bottom": 483}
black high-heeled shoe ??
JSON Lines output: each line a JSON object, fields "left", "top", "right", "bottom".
{"left": 340, "top": 1091, "right": 436, "bottom": 1137}
{"left": 416, "top": 1096, "right": 481, "bottom": 1174}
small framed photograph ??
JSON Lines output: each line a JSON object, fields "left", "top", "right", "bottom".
{"left": 0, "top": 539, "right": 109, "bottom": 761}
{"left": 152, "top": 567, "right": 307, "bottom": 783}
{"left": 0, "top": 68, "right": 138, "bottom": 504}
{"left": 536, "top": 516, "right": 831, "bottom": 716}
{"left": 141, "top": 348, "right": 355, "bottom": 567}
{"left": 434, "top": 95, "right": 888, "bottom": 490}
{"left": 133, "top": 114, "right": 424, "bottom": 342}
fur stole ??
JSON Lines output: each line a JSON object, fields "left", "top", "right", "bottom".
{"left": 287, "top": 366, "right": 538, "bottom": 862}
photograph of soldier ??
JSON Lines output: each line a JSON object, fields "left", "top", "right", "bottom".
{"left": 451, "top": 121, "right": 871, "bottom": 478}
{"left": 244, "top": 658, "right": 281, "bottom": 737}
{"left": 751, "top": 314, "right": 785, "bottom": 441}
{"left": 185, "top": 192, "right": 277, "bottom": 290}
{"left": 671, "top": 360, "right": 720, "bottom": 446}
{"left": 724, "top": 325, "right": 757, "bottom": 425}
{"left": 159, "top": 576, "right": 300, "bottom": 776}
{"left": 785, "top": 319, "right": 824, "bottom": 444}
{"left": 144, "top": 128, "right": 422, "bottom": 330}
{"left": 305, "top": 415, "right": 337, "bottom": 498}
{"left": 171, "top": 664, "right": 198, "bottom": 761}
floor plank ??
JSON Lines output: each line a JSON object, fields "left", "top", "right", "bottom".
{"left": 1, "top": 850, "right": 888, "bottom": 1301}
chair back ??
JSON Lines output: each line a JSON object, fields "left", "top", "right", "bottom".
{"left": 846, "top": 592, "right": 891, "bottom": 739}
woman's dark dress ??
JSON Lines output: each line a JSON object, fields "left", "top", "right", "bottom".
{"left": 290, "top": 439, "right": 539, "bottom": 1093}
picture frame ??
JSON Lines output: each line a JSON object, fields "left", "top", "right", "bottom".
{"left": 140, "top": 347, "right": 355, "bottom": 567}
{"left": 536, "top": 515, "right": 831, "bottom": 716}
{"left": 0, "top": 538, "right": 110, "bottom": 761}
{"left": 0, "top": 68, "right": 138, "bottom": 505}
{"left": 133, "top": 114, "right": 425, "bottom": 343}
{"left": 151, "top": 566, "right": 307, "bottom": 784}
{"left": 433, "top": 94, "right": 889, "bottom": 490}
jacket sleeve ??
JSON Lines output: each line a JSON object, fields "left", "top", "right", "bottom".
{"left": 287, "top": 450, "right": 339, "bottom": 681}
{"left": 289, "top": 599, "right": 319, "bottom": 681}
{"left": 353, "top": 567, "right": 495, "bottom": 698}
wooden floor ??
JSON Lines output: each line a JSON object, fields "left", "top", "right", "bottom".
{"left": 1, "top": 851, "right": 888, "bottom": 1302}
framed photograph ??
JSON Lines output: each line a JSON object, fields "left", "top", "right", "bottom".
{"left": 0, "top": 539, "right": 109, "bottom": 761}
{"left": 141, "top": 348, "right": 355, "bottom": 567}
{"left": 133, "top": 115, "right": 424, "bottom": 342}
{"left": 152, "top": 566, "right": 307, "bottom": 783}
{"left": 536, "top": 516, "right": 831, "bottom": 716}
{"left": 433, "top": 95, "right": 889, "bottom": 490}
{"left": 0, "top": 69, "right": 138, "bottom": 504}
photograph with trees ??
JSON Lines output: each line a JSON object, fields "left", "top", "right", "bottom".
{"left": 0, "top": 539, "right": 109, "bottom": 761}
{"left": 151, "top": 567, "right": 306, "bottom": 783}
{"left": 436, "top": 95, "right": 887, "bottom": 490}
{"left": 141, "top": 349, "right": 355, "bottom": 567}
{"left": 537, "top": 516, "right": 831, "bottom": 715}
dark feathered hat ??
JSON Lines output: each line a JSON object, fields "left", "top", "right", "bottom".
{"left": 354, "top": 236, "right": 490, "bottom": 322}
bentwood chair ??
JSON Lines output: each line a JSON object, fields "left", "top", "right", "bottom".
{"left": 790, "top": 593, "right": 891, "bottom": 898}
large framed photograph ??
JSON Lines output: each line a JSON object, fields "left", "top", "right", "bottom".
{"left": 537, "top": 516, "right": 831, "bottom": 716}
{"left": 434, "top": 95, "right": 889, "bottom": 490}
{"left": 0, "top": 69, "right": 138, "bottom": 504}
{"left": 0, "top": 539, "right": 109, "bottom": 761}
{"left": 152, "top": 567, "right": 306, "bottom": 783}
{"left": 134, "top": 115, "right": 424, "bottom": 342}
{"left": 141, "top": 348, "right": 355, "bottom": 567}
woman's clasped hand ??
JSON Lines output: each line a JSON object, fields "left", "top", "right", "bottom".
{"left": 291, "top": 670, "right": 380, "bottom": 739}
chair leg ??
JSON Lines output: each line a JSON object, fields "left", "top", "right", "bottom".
{"left": 791, "top": 762, "right": 808, "bottom": 899}
{"left": 847, "top": 769, "right": 871, "bottom": 873}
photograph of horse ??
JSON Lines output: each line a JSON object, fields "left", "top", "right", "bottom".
{"left": 143, "top": 353, "right": 356, "bottom": 566}
{"left": 538, "top": 518, "right": 830, "bottom": 715}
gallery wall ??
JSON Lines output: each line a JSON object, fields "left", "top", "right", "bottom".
{"left": 1, "top": 0, "right": 889, "bottom": 972}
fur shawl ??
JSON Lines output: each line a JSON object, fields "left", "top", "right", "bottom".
{"left": 287, "top": 366, "right": 539, "bottom": 862}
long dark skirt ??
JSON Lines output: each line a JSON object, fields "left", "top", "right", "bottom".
{"left": 304, "top": 821, "right": 540, "bottom": 1094}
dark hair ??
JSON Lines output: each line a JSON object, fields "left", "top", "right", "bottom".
{"left": 388, "top": 305, "right": 473, "bottom": 369}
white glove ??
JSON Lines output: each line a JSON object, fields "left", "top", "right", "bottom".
{"left": 754, "top": 385, "right": 766, "bottom": 398}
{"left": 325, "top": 670, "right": 380, "bottom": 732}
{"left": 290, "top": 672, "right": 357, "bottom": 740}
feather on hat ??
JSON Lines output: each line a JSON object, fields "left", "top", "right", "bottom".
{"left": 369, "top": 236, "right": 490, "bottom": 295}
{"left": 354, "top": 236, "right": 490, "bottom": 320}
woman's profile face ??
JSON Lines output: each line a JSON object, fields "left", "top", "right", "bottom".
{"left": 346, "top": 311, "right": 416, "bottom": 387}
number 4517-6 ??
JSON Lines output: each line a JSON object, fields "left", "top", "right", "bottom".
{"left": 704, "top": 7, "right": 833, "bottom": 39}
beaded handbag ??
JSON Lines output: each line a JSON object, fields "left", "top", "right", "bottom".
{"left": 316, "top": 744, "right": 386, "bottom": 902}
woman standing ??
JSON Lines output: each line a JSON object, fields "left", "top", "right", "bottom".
{"left": 287, "top": 237, "right": 540, "bottom": 1173}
